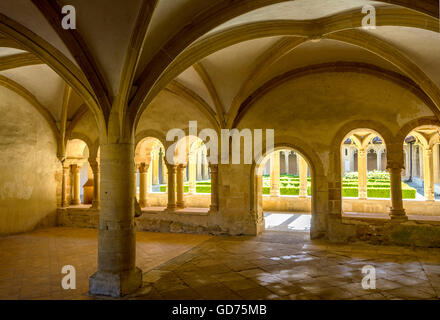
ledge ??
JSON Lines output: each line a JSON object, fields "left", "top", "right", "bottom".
{"left": 342, "top": 211, "right": 440, "bottom": 225}
{"left": 141, "top": 207, "right": 210, "bottom": 216}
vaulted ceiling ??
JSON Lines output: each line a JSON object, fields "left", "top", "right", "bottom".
{"left": 0, "top": 0, "right": 438, "bottom": 139}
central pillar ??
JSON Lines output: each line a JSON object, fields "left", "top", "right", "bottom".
{"left": 71, "top": 164, "right": 81, "bottom": 205}
{"left": 299, "top": 155, "right": 308, "bottom": 198}
{"left": 90, "top": 161, "right": 101, "bottom": 209}
{"left": 176, "top": 164, "right": 186, "bottom": 209}
{"left": 166, "top": 164, "right": 177, "bottom": 210}
{"left": 89, "top": 142, "right": 141, "bottom": 297}
{"left": 388, "top": 161, "right": 407, "bottom": 221}
{"left": 139, "top": 162, "right": 149, "bottom": 208}
{"left": 270, "top": 151, "right": 280, "bottom": 196}
{"left": 358, "top": 148, "right": 367, "bottom": 199}
{"left": 209, "top": 164, "right": 219, "bottom": 212}
{"left": 423, "top": 147, "right": 435, "bottom": 201}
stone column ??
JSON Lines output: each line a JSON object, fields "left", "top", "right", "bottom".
{"left": 90, "top": 161, "right": 100, "bottom": 209}
{"left": 71, "top": 164, "right": 81, "bottom": 205}
{"left": 166, "top": 164, "right": 177, "bottom": 210}
{"left": 89, "top": 142, "right": 141, "bottom": 297}
{"left": 61, "top": 163, "right": 70, "bottom": 207}
{"left": 387, "top": 161, "right": 407, "bottom": 221}
{"left": 284, "top": 151, "right": 290, "bottom": 175}
{"left": 358, "top": 148, "right": 367, "bottom": 199}
{"left": 433, "top": 144, "right": 440, "bottom": 184}
{"left": 377, "top": 150, "right": 382, "bottom": 171}
{"left": 152, "top": 151, "right": 159, "bottom": 185}
{"left": 423, "top": 147, "right": 435, "bottom": 201}
{"left": 270, "top": 151, "right": 280, "bottom": 196}
{"left": 202, "top": 156, "right": 210, "bottom": 180}
{"left": 209, "top": 164, "right": 219, "bottom": 212}
{"left": 176, "top": 164, "right": 186, "bottom": 209}
{"left": 196, "top": 151, "right": 202, "bottom": 181}
{"left": 147, "top": 162, "right": 152, "bottom": 193}
{"left": 161, "top": 155, "right": 168, "bottom": 184}
{"left": 299, "top": 155, "right": 308, "bottom": 198}
{"left": 134, "top": 163, "right": 139, "bottom": 199}
{"left": 188, "top": 153, "right": 197, "bottom": 194}
{"left": 139, "top": 162, "right": 149, "bottom": 208}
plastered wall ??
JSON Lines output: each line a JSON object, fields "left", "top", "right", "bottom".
{"left": 0, "top": 87, "right": 59, "bottom": 235}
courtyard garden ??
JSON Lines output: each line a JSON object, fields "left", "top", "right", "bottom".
{"left": 158, "top": 171, "right": 416, "bottom": 199}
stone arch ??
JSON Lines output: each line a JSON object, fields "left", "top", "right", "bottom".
{"left": 250, "top": 138, "right": 326, "bottom": 237}
{"left": 395, "top": 117, "right": 440, "bottom": 146}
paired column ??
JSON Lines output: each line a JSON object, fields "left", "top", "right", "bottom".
{"left": 176, "top": 164, "right": 186, "bottom": 209}
{"left": 209, "top": 164, "right": 219, "bottom": 212}
{"left": 270, "top": 151, "right": 280, "bottom": 196}
{"left": 387, "top": 160, "right": 407, "bottom": 221}
{"left": 299, "top": 155, "right": 308, "bottom": 198}
{"left": 71, "top": 164, "right": 81, "bottom": 205}
{"left": 139, "top": 162, "right": 149, "bottom": 208}
{"left": 358, "top": 148, "right": 367, "bottom": 199}
{"left": 423, "top": 147, "right": 435, "bottom": 201}
{"left": 90, "top": 160, "right": 101, "bottom": 209}
{"left": 89, "top": 141, "right": 141, "bottom": 297}
{"left": 166, "top": 164, "right": 177, "bottom": 210}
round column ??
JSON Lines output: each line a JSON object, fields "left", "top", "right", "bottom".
{"left": 139, "top": 162, "right": 149, "bottom": 207}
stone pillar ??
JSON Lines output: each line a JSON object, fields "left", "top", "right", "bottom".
{"left": 166, "top": 164, "right": 177, "bottom": 210}
{"left": 270, "top": 151, "right": 280, "bottom": 196}
{"left": 299, "top": 155, "right": 308, "bottom": 198}
{"left": 388, "top": 161, "right": 407, "bottom": 221}
{"left": 196, "top": 151, "right": 202, "bottom": 181}
{"left": 147, "top": 162, "right": 152, "bottom": 193}
{"left": 423, "top": 147, "right": 435, "bottom": 201}
{"left": 89, "top": 142, "right": 141, "bottom": 297}
{"left": 358, "top": 148, "right": 367, "bottom": 199}
{"left": 434, "top": 144, "right": 440, "bottom": 184}
{"left": 188, "top": 153, "right": 197, "bottom": 194}
{"left": 71, "top": 164, "right": 81, "bottom": 205}
{"left": 152, "top": 150, "right": 159, "bottom": 185}
{"left": 209, "top": 164, "right": 219, "bottom": 212}
{"left": 161, "top": 155, "right": 168, "bottom": 184}
{"left": 134, "top": 163, "right": 139, "bottom": 199}
{"left": 202, "top": 154, "right": 210, "bottom": 180}
{"left": 61, "top": 164, "right": 70, "bottom": 207}
{"left": 139, "top": 162, "right": 149, "bottom": 208}
{"left": 284, "top": 151, "right": 290, "bottom": 175}
{"left": 377, "top": 150, "right": 382, "bottom": 171}
{"left": 90, "top": 161, "right": 100, "bottom": 209}
{"left": 176, "top": 164, "right": 186, "bottom": 209}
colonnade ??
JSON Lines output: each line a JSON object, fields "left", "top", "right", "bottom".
{"left": 268, "top": 150, "right": 309, "bottom": 198}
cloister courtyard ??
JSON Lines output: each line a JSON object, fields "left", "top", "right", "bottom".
{"left": 1, "top": 0, "right": 440, "bottom": 302}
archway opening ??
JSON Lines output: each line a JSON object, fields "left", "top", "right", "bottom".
{"left": 402, "top": 126, "right": 440, "bottom": 204}
{"left": 65, "top": 139, "right": 92, "bottom": 205}
{"left": 256, "top": 148, "right": 312, "bottom": 233}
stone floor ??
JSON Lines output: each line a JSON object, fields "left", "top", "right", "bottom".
{"left": 0, "top": 226, "right": 440, "bottom": 300}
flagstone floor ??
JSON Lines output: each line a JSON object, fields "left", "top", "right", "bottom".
{"left": 0, "top": 226, "right": 439, "bottom": 300}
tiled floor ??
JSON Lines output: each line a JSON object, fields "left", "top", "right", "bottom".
{"left": 0, "top": 226, "right": 440, "bottom": 300}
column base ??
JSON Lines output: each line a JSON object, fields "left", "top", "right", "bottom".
{"left": 166, "top": 204, "right": 177, "bottom": 212}
{"left": 91, "top": 201, "right": 100, "bottom": 209}
{"left": 89, "top": 267, "right": 142, "bottom": 297}
{"left": 208, "top": 205, "right": 218, "bottom": 213}
{"left": 389, "top": 209, "right": 408, "bottom": 222}
{"left": 176, "top": 202, "right": 185, "bottom": 209}
{"left": 269, "top": 192, "right": 280, "bottom": 197}
{"left": 71, "top": 200, "right": 81, "bottom": 205}
{"left": 139, "top": 199, "right": 148, "bottom": 208}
